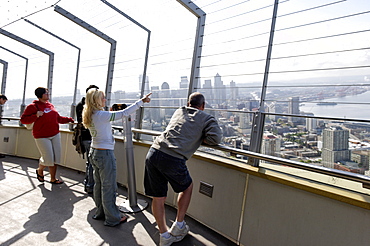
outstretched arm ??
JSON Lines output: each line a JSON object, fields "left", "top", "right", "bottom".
{"left": 108, "top": 92, "right": 152, "bottom": 121}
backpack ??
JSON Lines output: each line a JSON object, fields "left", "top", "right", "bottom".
{"left": 72, "top": 123, "right": 86, "bottom": 158}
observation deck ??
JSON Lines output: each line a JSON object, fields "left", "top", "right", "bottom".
{"left": 1, "top": 126, "right": 370, "bottom": 246}
{"left": 1, "top": 0, "right": 370, "bottom": 245}
{"left": 1, "top": 154, "right": 234, "bottom": 246}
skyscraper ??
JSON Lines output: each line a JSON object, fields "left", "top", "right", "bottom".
{"left": 214, "top": 73, "right": 226, "bottom": 106}
{"left": 288, "top": 96, "right": 300, "bottom": 124}
{"left": 238, "top": 108, "right": 252, "bottom": 134}
{"left": 201, "top": 79, "right": 213, "bottom": 105}
{"left": 179, "top": 76, "right": 189, "bottom": 89}
{"left": 230, "top": 80, "right": 238, "bottom": 107}
{"left": 322, "top": 126, "right": 350, "bottom": 168}
{"left": 139, "top": 74, "right": 150, "bottom": 94}
{"left": 306, "top": 114, "right": 317, "bottom": 132}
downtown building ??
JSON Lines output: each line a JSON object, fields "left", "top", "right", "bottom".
{"left": 321, "top": 126, "right": 350, "bottom": 169}
{"left": 288, "top": 96, "right": 300, "bottom": 124}
{"left": 261, "top": 132, "right": 281, "bottom": 159}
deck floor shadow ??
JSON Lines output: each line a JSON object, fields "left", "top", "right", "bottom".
{"left": 0, "top": 156, "right": 236, "bottom": 246}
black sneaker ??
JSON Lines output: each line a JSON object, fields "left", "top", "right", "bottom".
{"left": 84, "top": 187, "right": 93, "bottom": 194}
{"left": 0, "top": 154, "right": 5, "bottom": 158}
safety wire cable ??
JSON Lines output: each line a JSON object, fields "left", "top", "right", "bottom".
{"left": 0, "top": 0, "right": 62, "bottom": 29}
{"left": 197, "top": 0, "right": 350, "bottom": 74}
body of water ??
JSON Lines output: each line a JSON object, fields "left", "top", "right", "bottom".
{"left": 300, "top": 90, "right": 370, "bottom": 120}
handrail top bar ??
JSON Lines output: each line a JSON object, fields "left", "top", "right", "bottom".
{"left": 130, "top": 128, "right": 370, "bottom": 189}
{"left": 2, "top": 118, "right": 370, "bottom": 188}
{"left": 1, "top": 117, "right": 22, "bottom": 121}
{"left": 5, "top": 112, "right": 370, "bottom": 125}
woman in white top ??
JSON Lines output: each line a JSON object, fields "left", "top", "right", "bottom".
{"left": 83, "top": 88, "right": 151, "bottom": 226}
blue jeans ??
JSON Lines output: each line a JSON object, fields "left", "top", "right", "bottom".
{"left": 90, "top": 148, "right": 121, "bottom": 226}
{"left": 83, "top": 140, "right": 94, "bottom": 193}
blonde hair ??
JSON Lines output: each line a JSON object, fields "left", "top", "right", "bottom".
{"left": 82, "top": 89, "right": 105, "bottom": 128}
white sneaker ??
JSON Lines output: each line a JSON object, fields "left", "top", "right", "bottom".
{"left": 159, "top": 234, "right": 184, "bottom": 246}
{"left": 169, "top": 221, "right": 190, "bottom": 236}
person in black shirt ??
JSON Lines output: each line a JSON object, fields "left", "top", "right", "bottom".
{"left": 0, "top": 94, "right": 8, "bottom": 158}
{"left": 76, "top": 85, "right": 99, "bottom": 193}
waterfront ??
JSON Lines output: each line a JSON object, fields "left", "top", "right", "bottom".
{"left": 300, "top": 90, "right": 370, "bottom": 120}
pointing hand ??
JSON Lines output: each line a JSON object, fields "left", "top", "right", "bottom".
{"left": 142, "top": 92, "right": 152, "bottom": 103}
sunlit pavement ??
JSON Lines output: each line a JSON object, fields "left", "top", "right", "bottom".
{"left": 0, "top": 155, "right": 236, "bottom": 246}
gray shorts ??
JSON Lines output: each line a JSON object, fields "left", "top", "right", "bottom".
{"left": 144, "top": 147, "right": 192, "bottom": 197}
{"left": 34, "top": 133, "right": 61, "bottom": 166}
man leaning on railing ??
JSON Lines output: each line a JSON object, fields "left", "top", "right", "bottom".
{"left": 144, "top": 92, "right": 222, "bottom": 246}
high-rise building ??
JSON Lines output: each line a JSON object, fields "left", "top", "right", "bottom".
{"left": 179, "top": 76, "right": 189, "bottom": 89}
{"left": 351, "top": 150, "right": 370, "bottom": 171}
{"left": 267, "top": 102, "right": 276, "bottom": 121}
{"left": 261, "top": 132, "right": 281, "bottom": 160}
{"left": 306, "top": 114, "right": 317, "bottom": 132}
{"left": 288, "top": 96, "right": 300, "bottom": 123}
{"left": 176, "top": 76, "right": 188, "bottom": 106}
{"left": 201, "top": 79, "right": 213, "bottom": 105}
{"left": 322, "top": 126, "right": 350, "bottom": 168}
{"left": 239, "top": 109, "right": 250, "bottom": 128}
{"left": 139, "top": 75, "right": 150, "bottom": 94}
{"left": 160, "top": 82, "right": 174, "bottom": 121}
{"left": 214, "top": 73, "right": 226, "bottom": 105}
{"left": 149, "top": 86, "right": 160, "bottom": 123}
{"left": 113, "top": 90, "right": 125, "bottom": 104}
{"left": 229, "top": 80, "right": 238, "bottom": 107}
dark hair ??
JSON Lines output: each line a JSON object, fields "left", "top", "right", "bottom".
{"left": 86, "top": 85, "right": 99, "bottom": 93}
{"left": 35, "top": 87, "right": 47, "bottom": 99}
{"left": 188, "top": 92, "right": 205, "bottom": 108}
{"left": 0, "top": 94, "right": 8, "bottom": 100}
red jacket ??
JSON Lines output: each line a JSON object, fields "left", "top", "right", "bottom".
{"left": 21, "top": 100, "right": 74, "bottom": 138}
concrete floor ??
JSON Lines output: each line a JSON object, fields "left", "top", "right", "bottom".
{"left": 0, "top": 155, "right": 236, "bottom": 246}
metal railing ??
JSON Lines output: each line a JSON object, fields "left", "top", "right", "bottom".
{"left": 128, "top": 127, "right": 370, "bottom": 190}
{"left": 2, "top": 115, "right": 370, "bottom": 189}
{"left": 1, "top": 0, "right": 370, "bottom": 194}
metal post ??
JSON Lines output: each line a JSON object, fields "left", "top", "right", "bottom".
{"left": 55, "top": 4, "right": 146, "bottom": 212}
{"left": 176, "top": 0, "right": 206, "bottom": 97}
{"left": 0, "top": 46, "right": 28, "bottom": 124}
{"left": 134, "top": 30, "right": 151, "bottom": 139}
{"left": 54, "top": 5, "right": 116, "bottom": 110}
{"left": 24, "top": 19, "right": 81, "bottom": 130}
{"left": 0, "top": 59, "right": 8, "bottom": 124}
{"left": 101, "top": 0, "right": 152, "bottom": 139}
{"left": 0, "top": 59, "right": 7, "bottom": 95}
{"left": 248, "top": 0, "right": 280, "bottom": 167}
{"left": 119, "top": 115, "right": 148, "bottom": 213}
{"left": 0, "top": 28, "right": 54, "bottom": 101}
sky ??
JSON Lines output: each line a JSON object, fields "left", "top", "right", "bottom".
{"left": 0, "top": 0, "right": 197, "bottom": 100}
{"left": 0, "top": 0, "right": 369, "bottom": 100}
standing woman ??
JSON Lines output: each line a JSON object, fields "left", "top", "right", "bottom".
{"left": 21, "top": 87, "right": 74, "bottom": 184}
{"left": 83, "top": 88, "right": 151, "bottom": 226}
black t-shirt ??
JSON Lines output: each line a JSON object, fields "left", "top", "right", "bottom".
{"left": 76, "top": 97, "right": 92, "bottom": 141}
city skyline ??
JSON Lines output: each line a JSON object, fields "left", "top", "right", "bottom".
{"left": 1, "top": 0, "right": 370, "bottom": 100}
